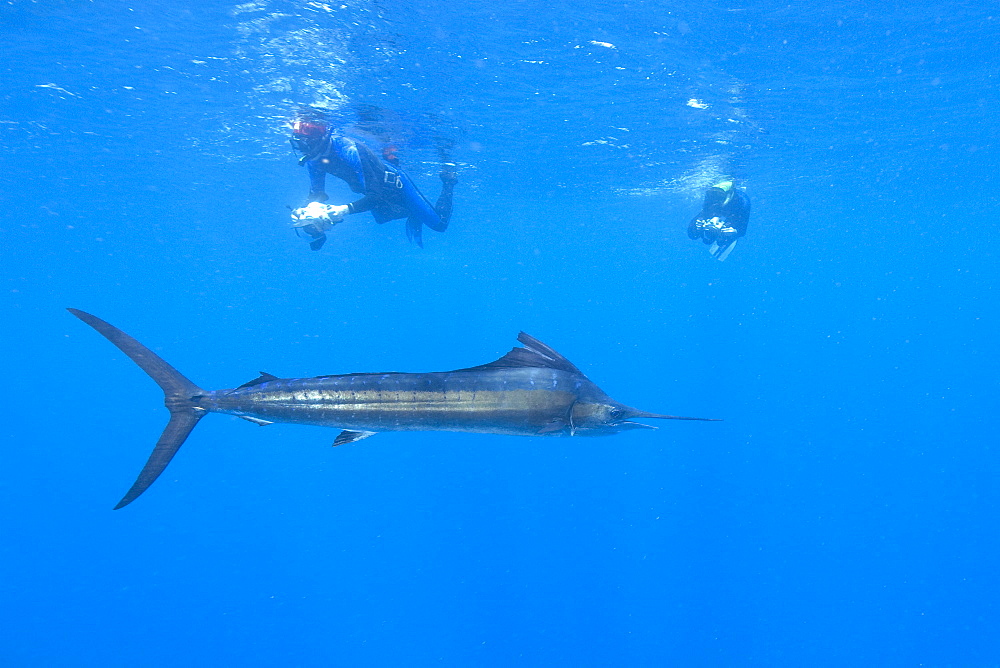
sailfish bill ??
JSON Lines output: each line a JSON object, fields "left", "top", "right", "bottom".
{"left": 68, "top": 309, "right": 720, "bottom": 508}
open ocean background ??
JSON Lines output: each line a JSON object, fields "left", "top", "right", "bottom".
{"left": 2, "top": 1, "right": 998, "bottom": 665}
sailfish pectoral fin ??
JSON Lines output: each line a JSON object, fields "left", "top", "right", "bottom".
{"left": 333, "top": 430, "right": 378, "bottom": 447}
{"left": 536, "top": 419, "right": 570, "bottom": 435}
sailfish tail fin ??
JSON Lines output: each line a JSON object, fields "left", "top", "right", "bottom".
{"left": 67, "top": 309, "right": 207, "bottom": 509}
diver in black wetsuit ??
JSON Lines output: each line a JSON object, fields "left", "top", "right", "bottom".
{"left": 289, "top": 117, "right": 457, "bottom": 250}
{"left": 687, "top": 181, "right": 750, "bottom": 261}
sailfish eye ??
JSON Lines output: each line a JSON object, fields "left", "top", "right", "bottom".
{"left": 609, "top": 408, "right": 623, "bottom": 420}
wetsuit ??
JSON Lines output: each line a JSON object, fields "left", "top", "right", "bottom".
{"left": 301, "top": 132, "right": 455, "bottom": 247}
{"left": 687, "top": 184, "right": 751, "bottom": 245}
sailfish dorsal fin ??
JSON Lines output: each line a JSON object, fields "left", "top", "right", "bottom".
{"left": 455, "top": 332, "right": 584, "bottom": 375}
{"left": 236, "top": 372, "right": 280, "bottom": 389}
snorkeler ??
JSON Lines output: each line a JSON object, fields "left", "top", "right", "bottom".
{"left": 289, "top": 115, "right": 457, "bottom": 250}
{"left": 687, "top": 181, "right": 750, "bottom": 261}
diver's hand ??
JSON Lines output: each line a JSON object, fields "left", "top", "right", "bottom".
{"left": 325, "top": 204, "right": 349, "bottom": 221}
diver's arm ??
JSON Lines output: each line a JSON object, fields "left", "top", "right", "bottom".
{"left": 687, "top": 217, "right": 702, "bottom": 240}
{"left": 346, "top": 196, "right": 373, "bottom": 214}
{"left": 306, "top": 161, "right": 329, "bottom": 202}
{"left": 433, "top": 174, "right": 456, "bottom": 228}
{"left": 728, "top": 192, "right": 751, "bottom": 237}
{"left": 730, "top": 215, "right": 749, "bottom": 237}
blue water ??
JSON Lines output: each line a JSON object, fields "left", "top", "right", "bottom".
{"left": 3, "top": 1, "right": 998, "bottom": 665}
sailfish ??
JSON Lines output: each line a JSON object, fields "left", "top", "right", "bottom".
{"left": 68, "top": 309, "right": 719, "bottom": 508}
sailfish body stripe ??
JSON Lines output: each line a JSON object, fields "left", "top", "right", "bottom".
{"left": 202, "top": 368, "right": 585, "bottom": 435}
